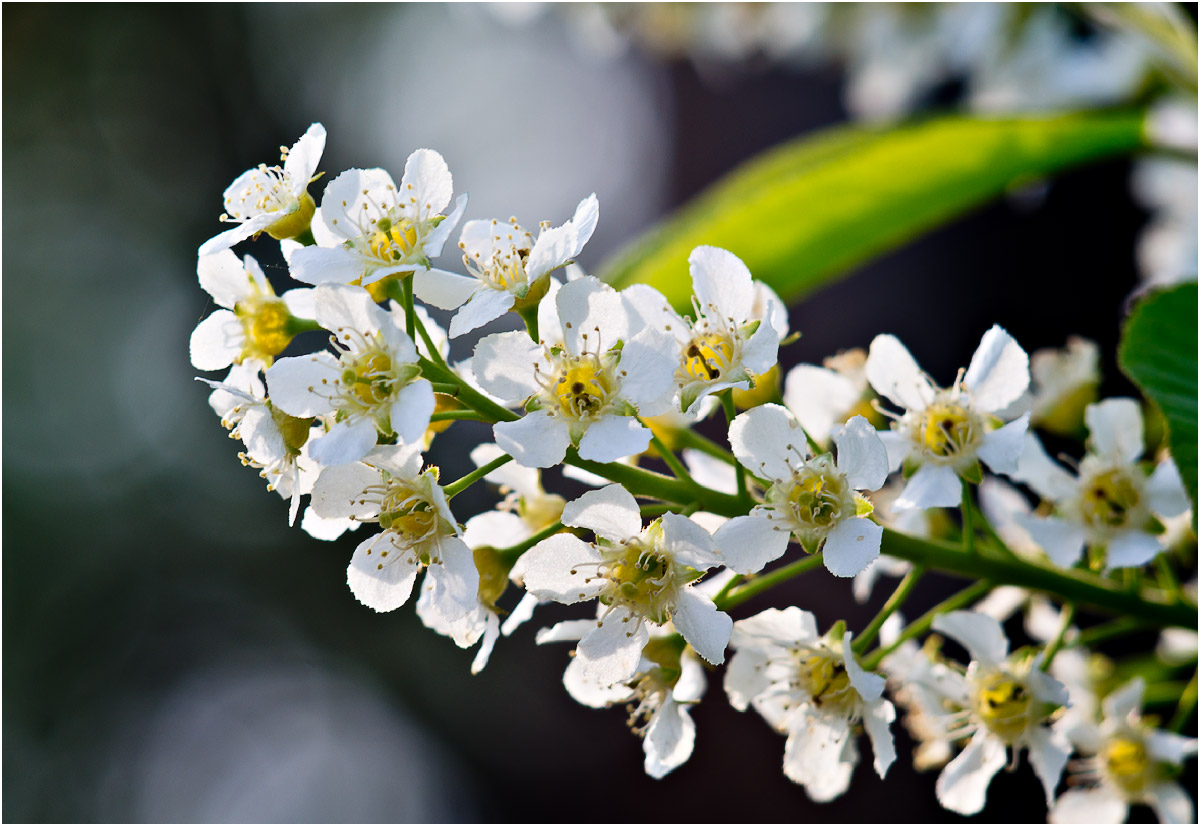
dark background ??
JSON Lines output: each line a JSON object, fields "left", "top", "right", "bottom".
{"left": 4, "top": 4, "right": 1190, "bottom": 822}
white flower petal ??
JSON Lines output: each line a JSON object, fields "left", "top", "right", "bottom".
{"left": 731, "top": 605, "right": 820, "bottom": 648}
{"left": 237, "top": 405, "right": 286, "bottom": 466}
{"left": 1106, "top": 529, "right": 1164, "bottom": 570}
{"left": 1086, "top": 397, "right": 1145, "bottom": 465}
{"left": 834, "top": 415, "right": 890, "bottom": 491}
{"left": 842, "top": 630, "right": 885, "bottom": 701}
{"left": 866, "top": 334, "right": 935, "bottom": 412}
{"left": 822, "top": 517, "right": 882, "bottom": 577}
{"left": 346, "top": 532, "right": 421, "bottom": 612}
{"left": 577, "top": 415, "right": 652, "bottom": 464}
{"left": 741, "top": 322, "right": 780, "bottom": 377}
{"left": 1145, "top": 729, "right": 1199, "bottom": 766}
{"left": 724, "top": 647, "right": 771, "bottom": 711}
{"left": 862, "top": 698, "right": 898, "bottom": 778}
{"left": 1015, "top": 432, "right": 1078, "bottom": 502}
{"left": 300, "top": 508, "right": 358, "bottom": 542}
{"left": 934, "top": 730, "right": 1007, "bottom": 815}
{"left": 962, "top": 325, "right": 1029, "bottom": 413}
{"left": 308, "top": 417, "right": 378, "bottom": 467}
{"left": 535, "top": 619, "right": 597, "bottom": 645}
{"left": 412, "top": 268, "right": 480, "bottom": 311}
{"left": 462, "top": 510, "right": 529, "bottom": 552}
{"left": 313, "top": 283, "right": 384, "bottom": 336}
{"left": 309, "top": 462, "right": 383, "bottom": 519}
{"left": 561, "top": 484, "right": 641, "bottom": 541}
{"left": 448, "top": 288, "right": 516, "bottom": 339}
{"left": 264, "top": 352, "right": 340, "bottom": 417}
{"left": 470, "top": 613, "right": 502, "bottom": 674}
{"left": 288, "top": 245, "right": 365, "bottom": 285}
{"left": 424, "top": 193, "right": 468, "bottom": 257}
{"left": 526, "top": 193, "right": 600, "bottom": 281}
{"left": 689, "top": 245, "right": 753, "bottom": 323}
{"left": 390, "top": 379, "right": 435, "bottom": 445}
{"left": 782, "top": 709, "right": 856, "bottom": 802}
{"left": 612, "top": 334, "right": 678, "bottom": 415}
{"left": 728, "top": 404, "right": 803, "bottom": 482}
{"left": 520, "top": 533, "right": 606, "bottom": 604}
{"left": 1102, "top": 676, "right": 1145, "bottom": 721}
{"left": 1050, "top": 787, "right": 1128, "bottom": 824}
{"left": 398, "top": 148, "right": 453, "bottom": 220}
{"left": 189, "top": 310, "right": 242, "bottom": 371}
{"left": 1149, "top": 781, "right": 1197, "bottom": 824}
{"left": 784, "top": 365, "right": 861, "bottom": 444}
{"left": 659, "top": 512, "right": 720, "bottom": 570}
{"left": 198, "top": 217, "right": 273, "bottom": 257}
{"left": 282, "top": 123, "right": 326, "bottom": 185}
{"left": 197, "top": 249, "right": 254, "bottom": 308}
{"left": 493, "top": 411, "right": 571, "bottom": 469}
{"left": 472, "top": 331, "right": 542, "bottom": 402}
{"left": 1026, "top": 725, "right": 1072, "bottom": 804}
{"left": 877, "top": 429, "right": 911, "bottom": 472}
{"left": 977, "top": 413, "right": 1029, "bottom": 476}
{"left": 501, "top": 592, "right": 539, "bottom": 636}
{"left": 643, "top": 698, "right": 696, "bottom": 779}
{"left": 1146, "top": 459, "right": 1191, "bottom": 518}
{"left": 1018, "top": 514, "right": 1087, "bottom": 568}
{"left": 894, "top": 463, "right": 962, "bottom": 511}
{"left": 281, "top": 287, "right": 316, "bottom": 320}
{"left": 555, "top": 276, "right": 630, "bottom": 354}
{"left": 576, "top": 607, "right": 648, "bottom": 685}
{"left": 931, "top": 610, "right": 1009, "bottom": 664}
{"left": 420, "top": 536, "right": 481, "bottom": 624}
{"left": 712, "top": 514, "right": 791, "bottom": 575}
{"left": 561, "top": 653, "right": 632, "bottom": 708}
{"left": 671, "top": 588, "right": 732, "bottom": 665}
{"left": 674, "top": 652, "right": 707, "bottom": 703}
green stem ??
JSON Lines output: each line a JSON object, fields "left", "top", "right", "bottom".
{"left": 497, "top": 521, "right": 564, "bottom": 560}
{"left": 429, "top": 410, "right": 484, "bottom": 423}
{"left": 429, "top": 382, "right": 461, "bottom": 396}
{"left": 672, "top": 428, "right": 736, "bottom": 465}
{"left": 418, "top": 357, "right": 518, "bottom": 424}
{"left": 286, "top": 317, "right": 322, "bottom": 335}
{"left": 1170, "top": 669, "right": 1198, "bottom": 733}
{"left": 649, "top": 431, "right": 696, "bottom": 485}
{"left": 878, "top": 529, "right": 1194, "bottom": 629}
{"left": 402, "top": 276, "right": 416, "bottom": 341}
{"left": 713, "top": 573, "right": 744, "bottom": 606}
{"left": 443, "top": 453, "right": 513, "bottom": 498}
{"left": 564, "top": 449, "right": 744, "bottom": 514}
{"left": 715, "top": 552, "right": 823, "bottom": 611}
{"left": 853, "top": 565, "right": 925, "bottom": 654}
{"left": 721, "top": 391, "right": 749, "bottom": 504}
{"left": 1040, "top": 602, "right": 1076, "bottom": 670}
{"left": 1156, "top": 556, "right": 1182, "bottom": 602}
{"left": 863, "top": 579, "right": 993, "bottom": 670}
{"left": 1074, "top": 617, "right": 1151, "bottom": 647}
{"left": 960, "top": 478, "right": 975, "bottom": 555}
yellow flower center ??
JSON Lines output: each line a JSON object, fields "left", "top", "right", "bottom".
{"left": 771, "top": 456, "right": 853, "bottom": 535}
{"left": 974, "top": 673, "right": 1031, "bottom": 743}
{"left": 798, "top": 652, "right": 855, "bottom": 713}
{"left": 1080, "top": 468, "right": 1141, "bottom": 531}
{"left": 343, "top": 351, "right": 395, "bottom": 408}
{"left": 916, "top": 402, "right": 979, "bottom": 460}
{"left": 235, "top": 295, "right": 295, "bottom": 366}
{"left": 597, "top": 529, "right": 680, "bottom": 624}
{"left": 554, "top": 359, "right": 614, "bottom": 419}
{"left": 1103, "top": 736, "right": 1150, "bottom": 795}
{"left": 368, "top": 217, "right": 419, "bottom": 263}
{"left": 682, "top": 333, "right": 735, "bottom": 382}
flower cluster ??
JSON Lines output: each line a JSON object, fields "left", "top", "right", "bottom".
{"left": 191, "top": 125, "right": 1196, "bottom": 821}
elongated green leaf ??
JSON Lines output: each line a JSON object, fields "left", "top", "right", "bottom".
{"left": 1118, "top": 282, "right": 1198, "bottom": 515}
{"left": 603, "top": 110, "right": 1148, "bottom": 307}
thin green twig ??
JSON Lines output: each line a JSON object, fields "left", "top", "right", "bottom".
{"left": 863, "top": 579, "right": 993, "bottom": 670}
{"left": 853, "top": 565, "right": 926, "bottom": 654}
{"left": 715, "top": 553, "right": 823, "bottom": 612}
{"left": 444, "top": 452, "right": 513, "bottom": 498}
{"left": 1040, "top": 602, "right": 1076, "bottom": 670}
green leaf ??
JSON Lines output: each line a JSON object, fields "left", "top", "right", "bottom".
{"left": 602, "top": 110, "right": 1148, "bottom": 308}
{"left": 1118, "top": 282, "right": 1198, "bottom": 517}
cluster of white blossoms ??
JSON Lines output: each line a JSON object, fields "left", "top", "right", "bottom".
{"left": 191, "top": 124, "right": 1195, "bottom": 820}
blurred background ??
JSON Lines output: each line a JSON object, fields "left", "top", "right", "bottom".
{"left": 4, "top": 3, "right": 1195, "bottom": 821}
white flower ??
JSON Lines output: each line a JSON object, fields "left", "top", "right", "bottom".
{"left": 626, "top": 246, "right": 781, "bottom": 416}
{"left": 865, "top": 325, "right": 1031, "bottom": 511}
{"left": 266, "top": 283, "right": 434, "bottom": 466}
{"left": 784, "top": 348, "right": 883, "bottom": 447}
{"left": 289, "top": 149, "right": 467, "bottom": 292}
{"left": 724, "top": 607, "right": 896, "bottom": 802}
{"left": 927, "top": 611, "right": 1073, "bottom": 816}
{"left": 714, "top": 408, "right": 890, "bottom": 577}
{"left": 1051, "top": 677, "right": 1197, "bottom": 824}
{"left": 519, "top": 484, "right": 732, "bottom": 685}
{"left": 199, "top": 123, "right": 326, "bottom": 255}
{"left": 309, "top": 443, "right": 481, "bottom": 634}
{"left": 199, "top": 363, "right": 318, "bottom": 525}
{"left": 437, "top": 194, "right": 599, "bottom": 338}
{"left": 537, "top": 621, "right": 707, "bottom": 779}
{"left": 472, "top": 276, "right": 676, "bottom": 468}
{"left": 189, "top": 251, "right": 314, "bottom": 371}
{"left": 1014, "top": 398, "right": 1191, "bottom": 570}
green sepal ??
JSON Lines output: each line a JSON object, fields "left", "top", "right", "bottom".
{"left": 739, "top": 319, "right": 762, "bottom": 339}
{"left": 854, "top": 493, "right": 875, "bottom": 518}
{"left": 266, "top": 402, "right": 314, "bottom": 456}
{"left": 524, "top": 397, "right": 543, "bottom": 413}
{"left": 612, "top": 399, "right": 638, "bottom": 417}
{"left": 517, "top": 304, "right": 540, "bottom": 343}
{"left": 958, "top": 460, "right": 983, "bottom": 485}
{"left": 393, "top": 364, "right": 422, "bottom": 385}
